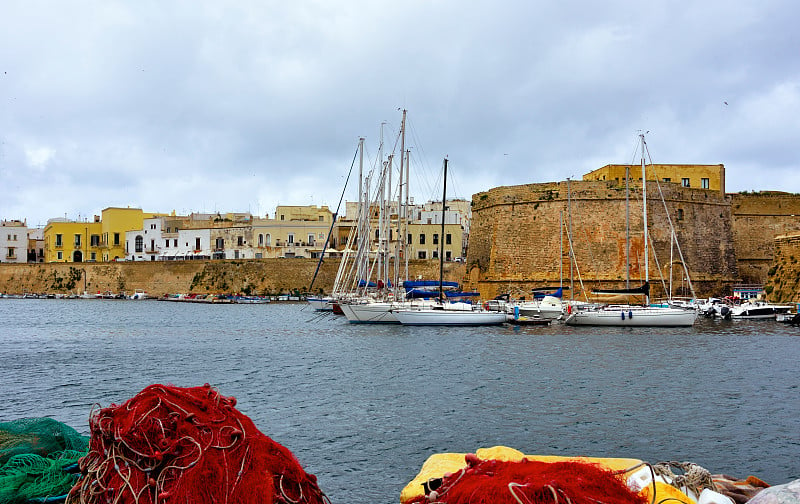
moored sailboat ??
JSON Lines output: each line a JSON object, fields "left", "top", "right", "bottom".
{"left": 564, "top": 134, "right": 697, "bottom": 327}
{"left": 392, "top": 158, "right": 506, "bottom": 326}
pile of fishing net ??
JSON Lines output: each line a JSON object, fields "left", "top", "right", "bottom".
{"left": 69, "top": 383, "right": 327, "bottom": 504}
{"left": 0, "top": 417, "right": 88, "bottom": 504}
{"left": 404, "top": 452, "right": 649, "bottom": 504}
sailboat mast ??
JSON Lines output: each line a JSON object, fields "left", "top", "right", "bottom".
{"left": 640, "top": 133, "right": 650, "bottom": 304}
{"left": 625, "top": 165, "right": 630, "bottom": 289}
{"left": 404, "top": 149, "right": 410, "bottom": 283}
{"left": 439, "top": 158, "right": 447, "bottom": 301}
{"left": 397, "top": 110, "right": 406, "bottom": 293}
{"left": 567, "top": 178, "right": 574, "bottom": 300}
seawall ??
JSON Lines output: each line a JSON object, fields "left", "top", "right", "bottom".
{"left": 0, "top": 259, "right": 466, "bottom": 297}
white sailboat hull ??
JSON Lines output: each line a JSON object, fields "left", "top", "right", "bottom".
{"left": 341, "top": 302, "right": 400, "bottom": 324}
{"left": 564, "top": 306, "right": 697, "bottom": 327}
{"left": 392, "top": 306, "right": 507, "bottom": 326}
{"left": 307, "top": 297, "right": 333, "bottom": 311}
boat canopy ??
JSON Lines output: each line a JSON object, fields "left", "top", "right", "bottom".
{"left": 403, "top": 280, "right": 459, "bottom": 290}
{"left": 592, "top": 282, "right": 650, "bottom": 296}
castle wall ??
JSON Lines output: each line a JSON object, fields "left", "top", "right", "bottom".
{"left": 730, "top": 193, "right": 800, "bottom": 284}
{"left": 467, "top": 180, "right": 738, "bottom": 300}
{"left": 766, "top": 233, "right": 800, "bottom": 303}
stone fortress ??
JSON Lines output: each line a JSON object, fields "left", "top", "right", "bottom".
{"left": 465, "top": 163, "right": 800, "bottom": 302}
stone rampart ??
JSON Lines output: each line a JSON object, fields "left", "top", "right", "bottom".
{"left": 730, "top": 192, "right": 800, "bottom": 284}
{"left": 467, "top": 180, "right": 738, "bottom": 300}
{"left": 764, "top": 233, "right": 800, "bottom": 303}
{"left": 0, "top": 259, "right": 465, "bottom": 297}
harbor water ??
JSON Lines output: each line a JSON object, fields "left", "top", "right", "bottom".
{"left": 0, "top": 299, "right": 798, "bottom": 503}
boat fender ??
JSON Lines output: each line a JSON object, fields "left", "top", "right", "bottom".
{"left": 621, "top": 311, "right": 625, "bottom": 320}
{"left": 567, "top": 304, "right": 572, "bottom": 315}
{"left": 697, "top": 488, "right": 734, "bottom": 504}
{"left": 514, "top": 306, "right": 520, "bottom": 320}
{"left": 629, "top": 310, "right": 633, "bottom": 319}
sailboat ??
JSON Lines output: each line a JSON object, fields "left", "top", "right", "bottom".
{"left": 564, "top": 134, "right": 697, "bottom": 327}
{"left": 392, "top": 158, "right": 507, "bottom": 326}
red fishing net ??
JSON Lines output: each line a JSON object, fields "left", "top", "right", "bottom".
{"left": 68, "top": 384, "right": 327, "bottom": 504}
{"left": 408, "top": 454, "right": 648, "bottom": 504}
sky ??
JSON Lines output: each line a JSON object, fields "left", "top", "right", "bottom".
{"left": 2, "top": 0, "right": 799, "bottom": 228}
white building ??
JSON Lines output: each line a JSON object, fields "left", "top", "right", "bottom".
{"left": 126, "top": 217, "right": 164, "bottom": 261}
{"left": 1, "top": 219, "right": 28, "bottom": 263}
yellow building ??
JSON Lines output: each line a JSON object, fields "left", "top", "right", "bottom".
{"left": 252, "top": 205, "right": 334, "bottom": 258}
{"left": 43, "top": 219, "right": 103, "bottom": 262}
{"left": 406, "top": 222, "right": 464, "bottom": 262}
{"left": 583, "top": 164, "right": 725, "bottom": 194}
{"left": 44, "top": 207, "right": 157, "bottom": 262}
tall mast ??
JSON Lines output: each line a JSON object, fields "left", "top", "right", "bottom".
{"left": 403, "top": 149, "right": 410, "bottom": 283}
{"left": 439, "top": 158, "right": 447, "bottom": 301}
{"left": 397, "top": 110, "right": 406, "bottom": 292}
{"left": 567, "top": 178, "right": 574, "bottom": 300}
{"left": 640, "top": 133, "right": 650, "bottom": 305}
{"left": 625, "top": 165, "right": 630, "bottom": 289}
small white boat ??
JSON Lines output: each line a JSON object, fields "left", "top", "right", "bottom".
{"left": 130, "top": 290, "right": 148, "bottom": 300}
{"left": 307, "top": 296, "right": 334, "bottom": 311}
{"left": 729, "top": 300, "right": 792, "bottom": 319}
{"left": 564, "top": 305, "right": 697, "bottom": 327}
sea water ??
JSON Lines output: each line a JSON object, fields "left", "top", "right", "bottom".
{"left": 0, "top": 299, "right": 798, "bottom": 503}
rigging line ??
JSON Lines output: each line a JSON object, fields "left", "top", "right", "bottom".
{"left": 309, "top": 143, "right": 359, "bottom": 293}
{"left": 642, "top": 139, "right": 698, "bottom": 300}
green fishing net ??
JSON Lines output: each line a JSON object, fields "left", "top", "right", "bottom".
{"left": 0, "top": 418, "right": 88, "bottom": 504}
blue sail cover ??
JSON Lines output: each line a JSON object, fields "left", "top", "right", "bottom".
{"left": 532, "top": 287, "right": 564, "bottom": 299}
{"left": 405, "top": 289, "right": 479, "bottom": 299}
{"left": 402, "top": 280, "right": 459, "bottom": 290}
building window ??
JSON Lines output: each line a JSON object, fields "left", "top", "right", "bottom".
{"left": 682, "top": 178, "right": 690, "bottom": 187}
{"left": 677, "top": 209, "right": 684, "bottom": 221}
{"left": 319, "top": 216, "right": 324, "bottom": 221}
{"left": 238, "top": 236, "right": 244, "bottom": 246}
{"left": 91, "top": 252, "right": 96, "bottom": 261}
{"left": 419, "top": 234, "right": 426, "bottom": 245}
{"left": 407, "top": 234, "right": 412, "bottom": 244}
{"left": 195, "top": 237, "right": 201, "bottom": 250}
{"left": 57, "top": 251, "right": 63, "bottom": 260}
{"left": 446, "top": 250, "right": 452, "bottom": 261}
{"left": 432, "top": 250, "right": 439, "bottom": 259}
{"left": 701, "top": 178, "right": 710, "bottom": 189}
{"left": 174, "top": 239, "right": 178, "bottom": 247}
{"left": 446, "top": 233, "right": 452, "bottom": 245}
{"left": 165, "top": 239, "right": 170, "bottom": 248}
{"left": 216, "top": 237, "right": 225, "bottom": 250}
{"left": 6, "top": 247, "right": 15, "bottom": 259}
{"left": 418, "top": 250, "right": 426, "bottom": 259}
{"left": 266, "top": 234, "right": 271, "bottom": 246}
{"left": 74, "top": 234, "right": 81, "bottom": 247}
{"left": 433, "top": 233, "right": 439, "bottom": 245}
{"left": 91, "top": 235, "right": 100, "bottom": 246}
{"left": 288, "top": 234, "right": 294, "bottom": 244}
{"left": 259, "top": 234, "right": 264, "bottom": 246}
{"left": 280, "top": 215, "right": 285, "bottom": 221}
{"left": 135, "top": 235, "right": 143, "bottom": 253}
{"left": 55, "top": 234, "right": 63, "bottom": 247}
{"left": 114, "top": 233, "right": 120, "bottom": 245}
{"left": 663, "top": 178, "right": 671, "bottom": 183}
{"left": 308, "top": 234, "right": 314, "bottom": 245}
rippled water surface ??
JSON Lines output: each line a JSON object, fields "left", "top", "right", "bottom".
{"left": 1, "top": 299, "right": 798, "bottom": 503}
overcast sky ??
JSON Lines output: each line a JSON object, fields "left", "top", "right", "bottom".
{"left": 2, "top": 1, "right": 798, "bottom": 227}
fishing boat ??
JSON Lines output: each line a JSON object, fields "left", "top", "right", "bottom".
{"left": 565, "top": 134, "right": 697, "bottom": 327}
